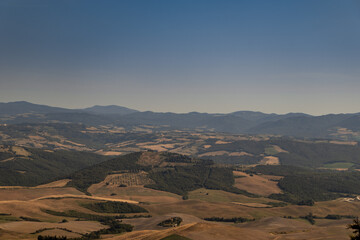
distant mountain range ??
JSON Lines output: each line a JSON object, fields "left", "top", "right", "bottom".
{"left": 0, "top": 101, "right": 359, "bottom": 140}
{"left": 81, "top": 105, "right": 139, "bottom": 115}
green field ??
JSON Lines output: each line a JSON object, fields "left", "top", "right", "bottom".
{"left": 0, "top": 213, "right": 20, "bottom": 223}
{"left": 188, "top": 188, "right": 274, "bottom": 204}
{"left": 264, "top": 146, "right": 279, "bottom": 155}
{"left": 323, "top": 162, "right": 354, "bottom": 169}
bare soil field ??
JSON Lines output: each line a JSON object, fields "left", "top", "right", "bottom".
{"left": 35, "top": 179, "right": 71, "bottom": 188}
{"left": 34, "top": 194, "right": 139, "bottom": 204}
{"left": 0, "top": 179, "right": 358, "bottom": 240}
{"left": 330, "top": 140, "right": 358, "bottom": 146}
{"left": 123, "top": 213, "right": 203, "bottom": 231}
{"left": 138, "top": 151, "right": 164, "bottom": 166}
{"left": 0, "top": 229, "right": 32, "bottom": 240}
{"left": 145, "top": 194, "right": 360, "bottom": 220}
{"left": 89, "top": 185, "right": 181, "bottom": 204}
{"left": 36, "top": 229, "right": 81, "bottom": 238}
{"left": 109, "top": 222, "right": 270, "bottom": 240}
{"left": 0, "top": 220, "right": 104, "bottom": 234}
{"left": 231, "top": 202, "right": 272, "bottom": 208}
{"left": 90, "top": 171, "right": 154, "bottom": 188}
{"left": 112, "top": 217, "right": 352, "bottom": 240}
{"left": 188, "top": 188, "right": 276, "bottom": 205}
{"left": 272, "top": 145, "right": 288, "bottom": 153}
{"left": 143, "top": 199, "right": 269, "bottom": 219}
{"left": 0, "top": 200, "right": 63, "bottom": 221}
{"left": 215, "top": 140, "right": 231, "bottom": 144}
{"left": 233, "top": 171, "right": 282, "bottom": 196}
{"left": 0, "top": 187, "right": 83, "bottom": 201}
{"left": 198, "top": 151, "right": 229, "bottom": 157}
{"left": 96, "top": 150, "right": 124, "bottom": 156}
{"left": 240, "top": 217, "right": 352, "bottom": 240}
{"left": 259, "top": 156, "right": 280, "bottom": 165}
{"left": 11, "top": 146, "right": 31, "bottom": 156}
{"left": 229, "top": 151, "right": 253, "bottom": 156}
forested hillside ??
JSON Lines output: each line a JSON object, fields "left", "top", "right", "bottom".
{"left": 67, "top": 151, "right": 253, "bottom": 196}
{"left": 0, "top": 145, "right": 108, "bottom": 186}
{"left": 250, "top": 165, "right": 360, "bottom": 204}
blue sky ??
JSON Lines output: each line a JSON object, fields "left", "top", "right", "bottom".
{"left": 0, "top": 0, "right": 359, "bottom": 115}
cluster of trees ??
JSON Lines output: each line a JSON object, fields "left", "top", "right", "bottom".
{"left": 67, "top": 152, "right": 146, "bottom": 193}
{"left": 203, "top": 217, "right": 254, "bottom": 223}
{"left": 300, "top": 212, "right": 316, "bottom": 225}
{"left": 80, "top": 201, "right": 148, "bottom": 214}
{"left": 158, "top": 217, "right": 182, "bottom": 227}
{"left": 325, "top": 214, "right": 356, "bottom": 220}
{"left": 40, "top": 208, "right": 134, "bottom": 240}
{"left": 160, "top": 234, "right": 192, "bottom": 240}
{"left": 38, "top": 237, "right": 68, "bottom": 240}
{"left": 250, "top": 165, "right": 360, "bottom": 203}
{"left": 272, "top": 171, "right": 360, "bottom": 202}
{"left": 271, "top": 139, "right": 360, "bottom": 168}
{"left": 299, "top": 213, "right": 358, "bottom": 226}
{"left": 145, "top": 163, "right": 254, "bottom": 197}
{"left": 38, "top": 215, "right": 360, "bottom": 240}
{"left": 162, "top": 152, "right": 193, "bottom": 163}
{"left": 42, "top": 209, "right": 117, "bottom": 222}
{"left": 197, "top": 138, "right": 360, "bottom": 168}
{"left": 348, "top": 217, "right": 360, "bottom": 240}
{"left": 37, "top": 219, "right": 133, "bottom": 240}
{"left": 43, "top": 208, "right": 151, "bottom": 222}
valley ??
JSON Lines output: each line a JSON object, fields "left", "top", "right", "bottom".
{"left": 0, "top": 102, "right": 359, "bottom": 239}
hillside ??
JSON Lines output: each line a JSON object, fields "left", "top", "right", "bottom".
{"left": 0, "top": 101, "right": 74, "bottom": 117}
{"left": 1, "top": 123, "right": 360, "bottom": 169}
{"left": 249, "top": 165, "right": 360, "bottom": 203}
{"left": 0, "top": 149, "right": 359, "bottom": 240}
{"left": 66, "top": 150, "right": 360, "bottom": 205}
{"left": 67, "top": 151, "right": 253, "bottom": 197}
{"left": 82, "top": 105, "right": 138, "bottom": 115}
{"left": 0, "top": 101, "right": 359, "bottom": 140}
{"left": 0, "top": 145, "right": 108, "bottom": 186}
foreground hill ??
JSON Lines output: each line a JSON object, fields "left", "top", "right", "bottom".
{"left": 0, "top": 150, "right": 359, "bottom": 239}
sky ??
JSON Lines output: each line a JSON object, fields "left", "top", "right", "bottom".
{"left": 0, "top": 0, "right": 360, "bottom": 115}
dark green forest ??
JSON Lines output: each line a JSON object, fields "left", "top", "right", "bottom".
{"left": 80, "top": 201, "right": 148, "bottom": 214}
{"left": 0, "top": 147, "right": 108, "bottom": 186}
{"left": 251, "top": 165, "right": 360, "bottom": 203}
{"left": 146, "top": 163, "right": 255, "bottom": 197}
{"left": 67, "top": 152, "right": 145, "bottom": 193}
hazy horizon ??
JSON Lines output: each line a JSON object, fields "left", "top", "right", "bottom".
{"left": 1, "top": 0, "right": 359, "bottom": 115}
{"left": 2, "top": 100, "right": 360, "bottom": 116}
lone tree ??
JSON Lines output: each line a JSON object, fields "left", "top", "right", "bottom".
{"left": 348, "top": 217, "right": 360, "bottom": 240}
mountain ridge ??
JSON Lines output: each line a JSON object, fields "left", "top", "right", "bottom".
{"left": 0, "top": 101, "right": 359, "bottom": 140}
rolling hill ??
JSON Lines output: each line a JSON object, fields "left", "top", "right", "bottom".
{"left": 0, "top": 145, "right": 109, "bottom": 186}
{"left": 0, "top": 101, "right": 359, "bottom": 140}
